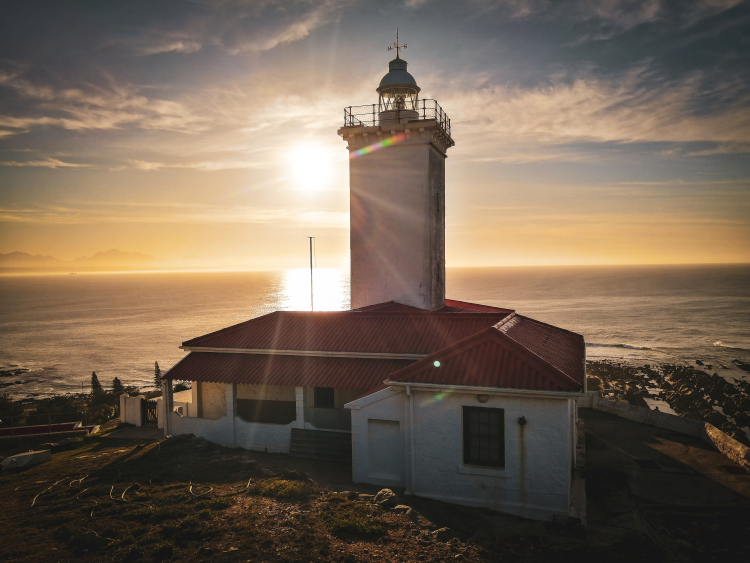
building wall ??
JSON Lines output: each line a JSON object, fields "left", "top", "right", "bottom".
{"left": 304, "top": 387, "right": 365, "bottom": 431}
{"left": 201, "top": 382, "right": 227, "bottom": 419}
{"left": 348, "top": 388, "right": 575, "bottom": 521}
{"left": 349, "top": 141, "right": 445, "bottom": 310}
{"left": 237, "top": 384, "right": 296, "bottom": 401}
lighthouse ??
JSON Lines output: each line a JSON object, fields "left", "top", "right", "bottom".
{"left": 339, "top": 37, "right": 454, "bottom": 311}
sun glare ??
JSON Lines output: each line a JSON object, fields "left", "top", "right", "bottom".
{"left": 280, "top": 268, "right": 349, "bottom": 311}
{"left": 289, "top": 145, "right": 333, "bottom": 190}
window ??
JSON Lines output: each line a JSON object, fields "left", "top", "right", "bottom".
{"left": 463, "top": 406, "right": 504, "bottom": 467}
{"left": 314, "top": 387, "right": 335, "bottom": 409}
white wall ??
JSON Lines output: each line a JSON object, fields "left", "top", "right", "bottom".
{"left": 201, "top": 382, "right": 226, "bottom": 419}
{"left": 167, "top": 384, "right": 304, "bottom": 453}
{"left": 348, "top": 388, "right": 575, "bottom": 521}
{"left": 347, "top": 127, "right": 447, "bottom": 311}
{"left": 238, "top": 384, "right": 295, "bottom": 401}
{"left": 120, "top": 394, "right": 145, "bottom": 427}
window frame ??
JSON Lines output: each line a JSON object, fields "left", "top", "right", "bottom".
{"left": 313, "top": 386, "right": 336, "bottom": 409}
{"left": 462, "top": 406, "right": 505, "bottom": 468}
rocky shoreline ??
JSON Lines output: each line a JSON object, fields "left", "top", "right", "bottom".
{"left": 587, "top": 359, "right": 750, "bottom": 446}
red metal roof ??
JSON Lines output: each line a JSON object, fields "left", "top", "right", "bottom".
{"left": 495, "top": 314, "right": 585, "bottom": 384}
{"left": 386, "top": 326, "right": 583, "bottom": 392}
{"left": 173, "top": 300, "right": 584, "bottom": 394}
{"left": 164, "top": 352, "right": 414, "bottom": 390}
{"left": 356, "top": 300, "right": 513, "bottom": 314}
{"left": 183, "top": 310, "right": 513, "bottom": 355}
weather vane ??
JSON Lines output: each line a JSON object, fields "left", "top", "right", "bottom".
{"left": 388, "top": 28, "right": 407, "bottom": 58}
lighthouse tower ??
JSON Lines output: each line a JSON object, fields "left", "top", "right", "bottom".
{"left": 339, "top": 39, "right": 454, "bottom": 311}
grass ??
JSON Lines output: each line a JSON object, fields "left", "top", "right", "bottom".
{"left": 0, "top": 433, "right": 534, "bottom": 563}
{"left": 320, "top": 496, "right": 384, "bottom": 537}
{"left": 251, "top": 478, "right": 313, "bottom": 498}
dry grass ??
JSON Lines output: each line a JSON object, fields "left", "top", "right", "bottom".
{"left": 0, "top": 433, "right": 667, "bottom": 562}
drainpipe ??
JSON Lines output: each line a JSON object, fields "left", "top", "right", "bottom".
{"left": 406, "top": 385, "right": 415, "bottom": 496}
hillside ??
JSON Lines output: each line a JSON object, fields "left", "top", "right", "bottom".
{"left": 0, "top": 249, "right": 162, "bottom": 272}
{"left": 0, "top": 432, "right": 662, "bottom": 563}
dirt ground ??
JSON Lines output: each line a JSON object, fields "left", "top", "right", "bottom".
{"left": 0, "top": 429, "right": 665, "bottom": 563}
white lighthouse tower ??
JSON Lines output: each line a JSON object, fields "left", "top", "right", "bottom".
{"left": 339, "top": 36, "right": 455, "bottom": 311}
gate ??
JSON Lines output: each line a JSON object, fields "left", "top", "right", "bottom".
{"left": 141, "top": 398, "right": 158, "bottom": 427}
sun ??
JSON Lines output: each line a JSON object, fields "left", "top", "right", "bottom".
{"left": 289, "top": 145, "right": 333, "bottom": 190}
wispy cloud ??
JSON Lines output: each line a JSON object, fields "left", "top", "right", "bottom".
{"left": 0, "top": 69, "right": 207, "bottom": 136}
{"left": 448, "top": 65, "right": 750, "bottom": 161}
{"left": 0, "top": 202, "right": 348, "bottom": 227}
{"left": 0, "top": 158, "right": 90, "bottom": 168}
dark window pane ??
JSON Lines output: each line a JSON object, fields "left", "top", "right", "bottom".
{"left": 463, "top": 406, "right": 505, "bottom": 468}
{"left": 314, "top": 387, "right": 335, "bottom": 409}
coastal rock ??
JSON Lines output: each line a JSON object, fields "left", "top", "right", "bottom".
{"left": 374, "top": 488, "right": 398, "bottom": 508}
{"left": 1, "top": 449, "right": 51, "bottom": 469}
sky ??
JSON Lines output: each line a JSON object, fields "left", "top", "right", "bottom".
{"left": 0, "top": 0, "right": 748, "bottom": 269}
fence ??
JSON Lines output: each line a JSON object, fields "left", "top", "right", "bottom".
{"left": 344, "top": 99, "right": 451, "bottom": 137}
{"left": 0, "top": 411, "right": 89, "bottom": 438}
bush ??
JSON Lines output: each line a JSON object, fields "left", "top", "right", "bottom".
{"left": 251, "top": 479, "right": 313, "bottom": 499}
{"left": 320, "top": 497, "right": 383, "bottom": 536}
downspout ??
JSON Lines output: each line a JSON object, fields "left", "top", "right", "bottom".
{"left": 406, "top": 384, "right": 415, "bottom": 496}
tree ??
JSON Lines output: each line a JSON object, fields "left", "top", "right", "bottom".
{"left": 112, "top": 377, "right": 125, "bottom": 395}
{"left": 154, "top": 361, "right": 162, "bottom": 390}
{"left": 0, "top": 393, "right": 24, "bottom": 421}
{"left": 91, "top": 371, "right": 104, "bottom": 398}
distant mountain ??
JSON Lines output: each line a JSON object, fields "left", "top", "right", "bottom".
{"left": 71, "top": 249, "right": 161, "bottom": 267}
{"left": 0, "top": 251, "right": 65, "bottom": 268}
{"left": 0, "top": 249, "right": 163, "bottom": 271}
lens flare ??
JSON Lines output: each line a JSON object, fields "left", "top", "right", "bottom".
{"left": 350, "top": 132, "right": 408, "bottom": 158}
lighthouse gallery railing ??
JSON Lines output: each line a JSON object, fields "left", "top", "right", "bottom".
{"left": 343, "top": 99, "right": 451, "bottom": 137}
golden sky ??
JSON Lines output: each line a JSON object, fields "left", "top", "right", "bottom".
{"left": 1, "top": 0, "right": 749, "bottom": 268}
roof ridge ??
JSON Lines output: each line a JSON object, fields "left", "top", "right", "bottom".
{"left": 182, "top": 310, "right": 280, "bottom": 346}
{"left": 388, "top": 326, "right": 581, "bottom": 391}
{"left": 502, "top": 313, "right": 584, "bottom": 340}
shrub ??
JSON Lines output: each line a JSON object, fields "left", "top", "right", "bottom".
{"left": 275, "top": 468, "right": 308, "bottom": 481}
{"left": 196, "top": 509, "right": 211, "bottom": 520}
{"left": 251, "top": 479, "right": 312, "bottom": 499}
{"left": 320, "top": 498, "right": 383, "bottom": 536}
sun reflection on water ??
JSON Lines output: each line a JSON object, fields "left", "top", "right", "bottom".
{"left": 278, "top": 268, "right": 350, "bottom": 311}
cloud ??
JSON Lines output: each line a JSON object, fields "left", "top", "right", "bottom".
{"left": 118, "top": 159, "right": 266, "bottom": 171}
{"left": 0, "top": 202, "right": 349, "bottom": 227}
{"left": 115, "top": 0, "right": 354, "bottom": 57}
{"left": 0, "top": 69, "right": 207, "bottom": 136}
{"left": 447, "top": 65, "right": 750, "bottom": 160}
{"left": 0, "top": 158, "right": 90, "bottom": 168}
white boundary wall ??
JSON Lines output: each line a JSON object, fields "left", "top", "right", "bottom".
{"left": 347, "top": 387, "right": 576, "bottom": 521}
{"left": 120, "top": 394, "right": 145, "bottom": 427}
{"left": 580, "top": 393, "right": 750, "bottom": 470}
{"left": 165, "top": 384, "right": 306, "bottom": 453}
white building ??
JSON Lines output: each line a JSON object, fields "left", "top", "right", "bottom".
{"left": 162, "top": 48, "right": 586, "bottom": 521}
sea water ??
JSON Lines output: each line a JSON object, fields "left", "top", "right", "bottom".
{"left": 0, "top": 264, "right": 748, "bottom": 399}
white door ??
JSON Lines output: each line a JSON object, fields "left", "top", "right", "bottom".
{"left": 368, "top": 419, "right": 404, "bottom": 484}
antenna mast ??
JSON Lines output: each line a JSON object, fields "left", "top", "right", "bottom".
{"left": 307, "top": 236, "right": 315, "bottom": 311}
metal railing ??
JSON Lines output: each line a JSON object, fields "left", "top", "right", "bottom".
{"left": 0, "top": 411, "right": 89, "bottom": 438}
{"left": 344, "top": 99, "right": 451, "bottom": 137}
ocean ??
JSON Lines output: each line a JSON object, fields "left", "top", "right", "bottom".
{"left": 1, "top": 264, "right": 749, "bottom": 399}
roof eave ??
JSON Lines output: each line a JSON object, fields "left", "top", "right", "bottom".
{"left": 384, "top": 380, "right": 584, "bottom": 399}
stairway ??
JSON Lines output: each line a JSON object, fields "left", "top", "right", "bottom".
{"left": 289, "top": 428, "right": 352, "bottom": 464}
